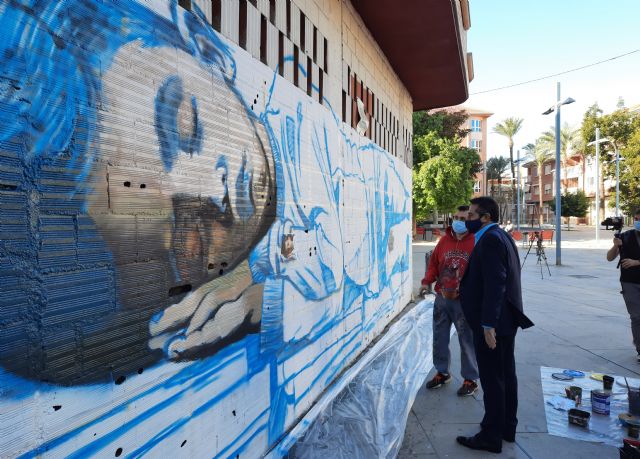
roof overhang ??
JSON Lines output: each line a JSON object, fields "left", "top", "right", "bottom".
{"left": 351, "top": 0, "right": 470, "bottom": 111}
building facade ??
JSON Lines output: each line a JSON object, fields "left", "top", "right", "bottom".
{"left": 462, "top": 108, "right": 493, "bottom": 197}
{"left": 0, "top": 0, "right": 471, "bottom": 457}
{"left": 523, "top": 155, "right": 615, "bottom": 225}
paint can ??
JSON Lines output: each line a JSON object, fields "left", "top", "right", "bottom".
{"left": 568, "top": 408, "right": 590, "bottom": 428}
{"left": 591, "top": 390, "right": 611, "bottom": 415}
{"left": 565, "top": 386, "right": 582, "bottom": 405}
{"left": 629, "top": 387, "right": 640, "bottom": 416}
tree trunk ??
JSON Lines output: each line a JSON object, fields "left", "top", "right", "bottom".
{"left": 509, "top": 144, "right": 516, "bottom": 196}
{"left": 538, "top": 173, "right": 544, "bottom": 226}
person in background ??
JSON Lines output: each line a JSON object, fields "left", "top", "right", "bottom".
{"left": 457, "top": 197, "right": 534, "bottom": 454}
{"left": 421, "top": 206, "right": 479, "bottom": 397}
{"left": 607, "top": 209, "right": 640, "bottom": 361}
{"left": 504, "top": 220, "right": 514, "bottom": 234}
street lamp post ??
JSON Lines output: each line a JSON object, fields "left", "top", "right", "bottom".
{"left": 615, "top": 146, "right": 620, "bottom": 216}
{"left": 596, "top": 127, "right": 600, "bottom": 241}
{"left": 542, "top": 82, "right": 575, "bottom": 266}
{"left": 516, "top": 149, "right": 521, "bottom": 230}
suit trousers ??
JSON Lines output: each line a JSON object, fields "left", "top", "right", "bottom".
{"left": 473, "top": 330, "right": 518, "bottom": 444}
{"left": 622, "top": 282, "right": 640, "bottom": 353}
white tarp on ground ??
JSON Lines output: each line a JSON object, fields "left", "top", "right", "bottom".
{"left": 542, "top": 366, "right": 633, "bottom": 447}
{"left": 266, "top": 298, "right": 435, "bottom": 459}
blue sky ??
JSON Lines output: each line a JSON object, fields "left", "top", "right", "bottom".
{"left": 466, "top": 0, "right": 640, "bottom": 159}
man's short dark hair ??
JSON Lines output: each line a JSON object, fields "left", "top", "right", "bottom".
{"left": 457, "top": 205, "right": 469, "bottom": 212}
{"left": 634, "top": 208, "right": 640, "bottom": 217}
{"left": 470, "top": 196, "right": 500, "bottom": 223}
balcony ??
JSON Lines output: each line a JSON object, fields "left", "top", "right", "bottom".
{"left": 565, "top": 166, "right": 581, "bottom": 178}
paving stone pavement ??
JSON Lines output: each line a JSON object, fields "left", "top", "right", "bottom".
{"left": 400, "top": 226, "right": 637, "bottom": 458}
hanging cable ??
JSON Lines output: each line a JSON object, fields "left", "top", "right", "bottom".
{"left": 470, "top": 49, "right": 640, "bottom": 95}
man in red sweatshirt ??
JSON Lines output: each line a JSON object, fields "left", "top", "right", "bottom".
{"left": 421, "top": 205, "right": 478, "bottom": 396}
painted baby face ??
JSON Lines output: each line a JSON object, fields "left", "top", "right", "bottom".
{"left": 87, "top": 41, "right": 275, "bottom": 310}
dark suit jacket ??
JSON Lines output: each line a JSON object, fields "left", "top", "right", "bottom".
{"left": 460, "top": 224, "right": 534, "bottom": 336}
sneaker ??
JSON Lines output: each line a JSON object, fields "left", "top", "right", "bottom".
{"left": 457, "top": 379, "right": 478, "bottom": 396}
{"left": 426, "top": 372, "right": 452, "bottom": 389}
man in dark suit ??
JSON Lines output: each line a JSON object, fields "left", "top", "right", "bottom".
{"left": 456, "top": 196, "right": 534, "bottom": 454}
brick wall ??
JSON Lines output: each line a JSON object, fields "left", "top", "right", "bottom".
{"left": 0, "top": 0, "right": 412, "bottom": 457}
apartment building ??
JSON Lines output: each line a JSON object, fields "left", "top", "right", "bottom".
{"left": 523, "top": 154, "right": 616, "bottom": 225}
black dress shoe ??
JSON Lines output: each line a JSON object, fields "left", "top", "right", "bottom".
{"left": 503, "top": 428, "right": 516, "bottom": 442}
{"left": 456, "top": 433, "right": 502, "bottom": 454}
{"left": 503, "top": 433, "right": 515, "bottom": 443}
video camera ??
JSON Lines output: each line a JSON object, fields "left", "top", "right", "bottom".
{"left": 601, "top": 216, "right": 624, "bottom": 235}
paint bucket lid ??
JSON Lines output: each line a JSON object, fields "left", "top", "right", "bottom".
{"left": 619, "top": 413, "right": 640, "bottom": 426}
{"left": 563, "top": 369, "right": 585, "bottom": 378}
{"left": 552, "top": 372, "right": 573, "bottom": 381}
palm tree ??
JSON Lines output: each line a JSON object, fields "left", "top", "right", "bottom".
{"left": 493, "top": 117, "right": 524, "bottom": 195}
{"left": 485, "top": 156, "right": 510, "bottom": 196}
{"left": 539, "top": 122, "right": 580, "bottom": 192}
{"left": 529, "top": 140, "right": 553, "bottom": 225}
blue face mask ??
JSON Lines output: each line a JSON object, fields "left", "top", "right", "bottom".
{"left": 635, "top": 220, "right": 640, "bottom": 231}
{"left": 465, "top": 218, "right": 483, "bottom": 234}
{"left": 452, "top": 220, "right": 467, "bottom": 234}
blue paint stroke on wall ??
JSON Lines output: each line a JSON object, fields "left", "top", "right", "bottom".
{"left": 155, "top": 75, "right": 204, "bottom": 172}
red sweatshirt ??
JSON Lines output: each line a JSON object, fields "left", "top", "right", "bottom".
{"left": 421, "top": 227, "right": 474, "bottom": 297}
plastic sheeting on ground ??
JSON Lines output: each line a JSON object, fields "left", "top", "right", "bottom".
{"left": 542, "top": 366, "right": 632, "bottom": 447}
{"left": 265, "top": 298, "right": 435, "bottom": 459}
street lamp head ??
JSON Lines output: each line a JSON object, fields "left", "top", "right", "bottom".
{"left": 562, "top": 97, "right": 576, "bottom": 106}
{"left": 542, "top": 107, "right": 554, "bottom": 115}
{"left": 587, "top": 137, "right": 613, "bottom": 146}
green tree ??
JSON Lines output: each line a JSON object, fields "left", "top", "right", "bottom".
{"left": 412, "top": 110, "right": 470, "bottom": 166}
{"left": 412, "top": 109, "right": 482, "bottom": 227}
{"left": 581, "top": 105, "right": 638, "bottom": 222}
{"left": 539, "top": 122, "right": 580, "bottom": 192}
{"left": 619, "top": 125, "right": 640, "bottom": 215}
{"left": 549, "top": 191, "right": 590, "bottom": 230}
{"left": 493, "top": 117, "right": 524, "bottom": 195}
{"left": 413, "top": 109, "right": 470, "bottom": 139}
{"left": 485, "top": 156, "right": 510, "bottom": 195}
{"left": 413, "top": 140, "right": 480, "bottom": 220}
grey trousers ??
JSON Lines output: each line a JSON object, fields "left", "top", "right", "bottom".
{"left": 433, "top": 293, "right": 479, "bottom": 380}
{"left": 622, "top": 282, "right": 640, "bottom": 353}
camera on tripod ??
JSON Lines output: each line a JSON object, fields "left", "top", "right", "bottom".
{"left": 602, "top": 216, "right": 624, "bottom": 233}
{"left": 522, "top": 230, "right": 551, "bottom": 279}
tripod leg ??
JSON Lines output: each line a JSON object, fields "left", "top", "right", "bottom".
{"left": 522, "top": 240, "right": 534, "bottom": 268}
{"left": 539, "top": 252, "right": 544, "bottom": 279}
{"left": 540, "top": 248, "right": 551, "bottom": 276}
{"left": 544, "top": 252, "right": 551, "bottom": 276}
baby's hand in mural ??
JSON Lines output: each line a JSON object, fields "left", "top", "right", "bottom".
{"left": 148, "top": 261, "right": 262, "bottom": 359}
